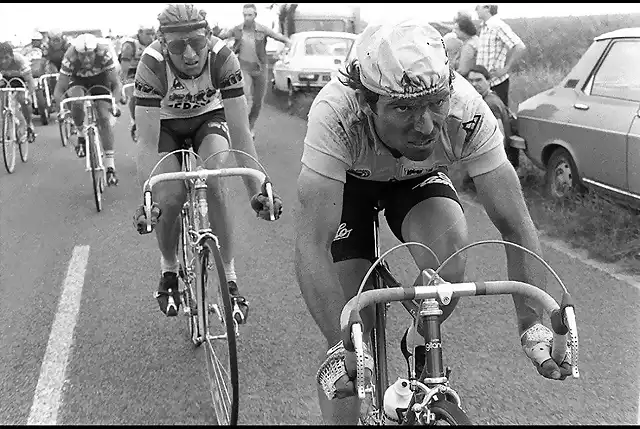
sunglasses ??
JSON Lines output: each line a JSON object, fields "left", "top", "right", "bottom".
{"left": 166, "top": 35, "right": 208, "bottom": 55}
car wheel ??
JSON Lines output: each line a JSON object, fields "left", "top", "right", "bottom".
{"left": 545, "top": 147, "right": 584, "bottom": 199}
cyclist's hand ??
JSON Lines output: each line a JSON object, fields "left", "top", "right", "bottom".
{"left": 521, "top": 323, "right": 572, "bottom": 381}
{"left": 317, "top": 340, "right": 374, "bottom": 400}
{"left": 133, "top": 202, "right": 162, "bottom": 234}
{"left": 250, "top": 182, "right": 283, "bottom": 220}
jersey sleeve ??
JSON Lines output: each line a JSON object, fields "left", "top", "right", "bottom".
{"left": 210, "top": 38, "right": 244, "bottom": 99}
{"left": 452, "top": 93, "right": 508, "bottom": 177}
{"left": 301, "top": 99, "right": 353, "bottom": 183}
{"left": 133, "top": 45, "right": 166, "bottom": 108}
{"left": 59, "top": 46, "right": 76, "bottom": 76}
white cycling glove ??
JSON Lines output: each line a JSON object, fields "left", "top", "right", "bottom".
{"left": 316, "top": 340, "right": 375, "bottom": 400}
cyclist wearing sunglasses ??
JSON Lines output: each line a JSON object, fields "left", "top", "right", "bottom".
{"left": 132, "top": 4, "right": 283, "bottom": 319}
{"left": 53, "top": 33, "right": 125, "bottom": 185}
{"left": 294, "top": 19, "right": 572, "bottom": 424}
{"left": 120, "top": 25, "right": 157, "bottom": 138}
{"left": 0, "top": 41, "right": 37, "bottom": 143}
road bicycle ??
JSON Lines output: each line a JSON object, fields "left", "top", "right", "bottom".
{"left": 334, "top": 205, "right": 579, "bottom": 425}
{"left": 120, "top": 82, "right": 137, "bottom": 142}
{"left": 59, "top": 85, "right": 121, "bottom": 212}
{"left": 0, "top": 78, "right": 30, "bottom": 173}
{"left": 36, "top": 72, "right": 59, "bottom": 125}
{"left": 140, "top": 147, "right": 276, "bottom": 425}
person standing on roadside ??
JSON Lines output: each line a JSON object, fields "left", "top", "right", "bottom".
{"left": 453, "top": 14, "right": 479, "bottom": 78}
{"left": 475, "top": 4, "right": 526, "bottom": 107}
{"left": 219, "top": 3, "right": 290, "bottom": 140}
{"left": 442, "top": 10, "right": 473, "bottom": 69}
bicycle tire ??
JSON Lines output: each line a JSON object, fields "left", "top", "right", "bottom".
{"left": 87, "top": 128, "right": 103, "bottom": 212}
{"left": 19, "top": 119, "right": 29, "bottom": 163}
{"left": 371, "top": 272, "right": 390, "bottom": 424}
{"left": 58, "top": 116, "right": 70, "bottom": 147}
{"left": 36, "top": 89, "right": 49, "bottom": 125}
{"left": 2, "top": 110, "right": 16, "bottom": 173}
{"left": 425, "top": 399, "right": 472, "bottom": 425}
{"left": 199, "top": 238, "right": 239, "bottom": 425}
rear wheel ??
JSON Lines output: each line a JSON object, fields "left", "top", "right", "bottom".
{"left": 87, "top": 128, "right": 104, "bottom": 212}
{"left": 36, "top": 88, "right": 49, "bottom": 125}
{"left": 2, "top": 111, "right": 17, "bottom": 173}
{"left": 199, "top": 238, "right": 239, "bottom": 425}
{"left": 58, "top": 116, "right": 70, "bottom": 147}
{"left": 425, "top": 400, "right": 472, "bottom": 425}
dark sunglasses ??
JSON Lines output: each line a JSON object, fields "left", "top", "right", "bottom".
{"left": 166, "top": 35, "right": 208, "bottom": 55}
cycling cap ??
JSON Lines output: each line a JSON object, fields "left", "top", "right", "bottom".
{"left": 355, "top": 19, "right": 450, "bottom": 99}
{"left": 48, "top": 29, "right": 64, "bottom": 39}
{"left": 32, "top": 31, "right": 44, "bottom": 41}
{"left": 157, "top": 4, "right": 209, "bottom": 33}
{"left": 73, "top": 33, "right": 98, "bottom": 53}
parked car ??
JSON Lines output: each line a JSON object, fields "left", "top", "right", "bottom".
{"left": 272, "top": 31, "right": 356, "bottom": 101}
{"left": 510, "top": 28, "right": 640, "bottom": 204}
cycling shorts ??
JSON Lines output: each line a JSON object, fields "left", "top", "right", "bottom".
{"left": 331, "top": 167, "right": 463, "bottom": 263}
{"left": 69, "top": 72, "right": 112, "bottom": 96}
{"left": 158, "top": 108, "right": 229, "bottom": 160}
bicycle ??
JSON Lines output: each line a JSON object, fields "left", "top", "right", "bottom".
{"left": 0, "top": 77, "right": 30, "bottom": 173}
{"left": 59, "top": 85, "right": 121, "bottom": 212}
{"left": 120, "top": 82, "right": 137, "bottom": 142}
{"left": 332, "top": 205, "right": 579, "bottom": 425}
{"left": 36, "top": 72, "right": 59, "bottom": 125}
{"left": 140, "top": 147, "right": 276, "bottom": 425}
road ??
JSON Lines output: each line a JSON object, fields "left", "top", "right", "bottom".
{"left": 0, "top": 104, "right": 638, "bottom": 425}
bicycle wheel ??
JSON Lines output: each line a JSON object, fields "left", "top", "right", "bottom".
{"left": 87, "top": 128, "right": 103, "bottom": 212}
{"left": 198, "top": 237, "right": 239, "bottom": 425}
{"left": 19, "top": 119, "right": 29, "bottom": 163}
{"left": 425, "top": 400, "right": 472, "bottom": 425}
{"left": 58, "top": 116, "right": 70, "bottom": 147}
{"left": 178, "top": 205, "right": 201, "bottom": 346}
{"left": 36, "top": 88, "right": 49, "bottom": 125}
{"left": 2, "top": 110, "right": 17, "bottom": 173}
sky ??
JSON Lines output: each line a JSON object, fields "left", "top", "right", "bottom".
{"left": 1, "top": 2, "right": 640, "bottom": 44}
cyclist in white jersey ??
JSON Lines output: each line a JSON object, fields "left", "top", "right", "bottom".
{"left": 132, "top": 4, "right": 283, "bottom": 319}
{"left": 294, "top": 19, "right": 572, "bottom": 424}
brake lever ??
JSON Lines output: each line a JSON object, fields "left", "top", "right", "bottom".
{"left": 143, "top": 190, "right": 153, "bottom": 234}
{"left": 351, "top": 323, "right": 366, "bottom": 400}
{"left": 264, "top": 180, "right": 275, "bottom": 221}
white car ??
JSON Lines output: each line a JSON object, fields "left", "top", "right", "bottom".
{"left": 272, "top": 31, "right": 357, "bottom": 97}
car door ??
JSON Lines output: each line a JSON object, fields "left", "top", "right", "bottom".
{"left": 567, "top": 38, "right": 640, "bottom": 191}
{"left": 628, "top": 104, "right": 640, "bottom": 195}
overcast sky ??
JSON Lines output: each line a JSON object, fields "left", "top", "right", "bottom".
{"left": 1, "top": 2, "right": 639, "bottom": 44}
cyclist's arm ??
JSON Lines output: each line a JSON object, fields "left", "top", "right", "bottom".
{"left": 217, "top": 46, "right": 261, "bottom": 199}
{"left": 295, "top": 165, "right": 347, "bottom": 346}
{"left": 22, "top": 70, "right": 36, "bottom": 94}
{"left": 52, "top": 73, "right": 71, "bottom": 104}
{"left": 459, "top": 96, "right": 547, "bottom": 335}
{"left": 104, "top": 67, "right": 122, "bottom": 101}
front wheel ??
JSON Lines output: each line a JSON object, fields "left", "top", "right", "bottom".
{"left": 425, "top": 400, "right": 472, "bottom": 425}
{"left": 58, "top": 116, "right": 70, "bottom": 147}
{"left": 36, "top": 88, "right": 49, "bottom": 125}
{"left": 87, "top": 129, "right": 104, "bottom": 212}
{"left": 199, "top": 238, "right": 239, "bottom": 425}
{"left": 2, "top": 111, "right": 17, "bottom": 173}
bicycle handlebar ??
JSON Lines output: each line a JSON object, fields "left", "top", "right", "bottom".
{"left": 60, "top": 94, "right": 120, "bottom": 117}
{"left": 38, "top": 73, "right": 59, "bottom": 84}
{"left": 141, "top": 167, "right": 276, "bottom": 232}
{"left": 0, "top": 87, "right": 27, "bottom": 93}
{"left": 341, "top": 271, "right": 579, "bottom": 398}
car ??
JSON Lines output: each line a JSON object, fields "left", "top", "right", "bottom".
{"left": 510, "top": 27, "right": 640, "bottom": 204}
{"left": 272, "top": 30, "right": 357, "bottom": 100}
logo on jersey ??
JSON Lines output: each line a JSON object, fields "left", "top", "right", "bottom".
{"left": 220, "top": 70, "right": 243, "bottom": 89}
{"left": 333, "top": 223, "right": 353, "bottom": 241}
{"left": 171, "top": 77, "right": 185, "bottom": 90}
{"left": 350, "top": 168, "right": 371, "bottom": 178}
{"left": 135, "top": 80, "right": 163, "bottom": 97}
{"left": 167, "top": 86, "right": 221, "bottom": 110}
{"left": 412, "top": 172, "right": 456, "bottom": 193}
{"left": 461, "top": 114, "right": 482, "bottom": 144}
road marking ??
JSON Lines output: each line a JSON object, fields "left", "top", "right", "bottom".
{"left": 459, "top": 195, "right": 640, "bottom": 290}
{"left": 27, "top": 245, "right": 90, "bottom": 426}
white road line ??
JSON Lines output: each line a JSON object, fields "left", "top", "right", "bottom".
{"left": 27, "top": 245, "right": 90, "bottom": 426}
{"left": 459, "top": 195, "right": 640, "bottom": 289}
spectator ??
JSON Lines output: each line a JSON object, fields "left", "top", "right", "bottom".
{"left": 467, "top": 64, "right": 519, "bottom": 169}
{"left": 219, "top": 3, "right": 290, "bottom": 140}
{"left": 443, "top": 32, "right": 463, "bottom": 70}
{"left": 475, "top": 4, "right": 526, "bottom": 108}
{"left": 453, "top": 15, "right": 479, "bottom": 78}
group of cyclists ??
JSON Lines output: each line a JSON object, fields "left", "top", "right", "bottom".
{"left": 0, "top": 4, "right": 573, "bottom": 425}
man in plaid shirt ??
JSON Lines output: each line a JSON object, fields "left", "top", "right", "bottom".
{"left": 475, "top": 4, "right": 526, "bottom": 108}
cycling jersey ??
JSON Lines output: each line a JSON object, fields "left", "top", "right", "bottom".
{"left": 133, "top": 37, "right": 245, "bottom": 120}
{"left": 42, "top": 41, "right": 72, "bottom": 70}
{"left": 59, "top": 41, "right": 116, "bottom": 78}
{"left": 0, "top": 52, "right": 31, "bottom": 79}
{"left": 119, "top": 38, "right": 146, "bottom": 68}
{"left": 301, "top": 73, "right": 508, "bottom": 183}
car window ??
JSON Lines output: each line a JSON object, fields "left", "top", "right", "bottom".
{"left": 588, "top": 39, "right": 640, "bottom": 102}
{"left": 303, "top": 37, "right": 354, "bottom": 57}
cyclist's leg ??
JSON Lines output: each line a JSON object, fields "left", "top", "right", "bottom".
{"left": 12, "top": 79, "right": 33, "bottom": 131}
{"left": 314, "top": 175, "right": 382, "bottom": 425}
{"left": 386, "top": 169, "right": 468, "bottom": 324}
{"left": 91, "top": 82, "right": 118, "bottom": 184}
{"left": 136, "top": 120, "right": 186, "bottom": 315}
{"left": 67, "top": 81, "right": 87, "bottom": 155}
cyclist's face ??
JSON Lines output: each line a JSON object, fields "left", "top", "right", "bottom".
{"left": 0, "top": 53, "right": 13, "bottom": 69}
{"left": 138, "top": 29, "right": 155, "bottom": 46}
{"left": 78, "top": 51, "right": 96, "bottom": 66}
{"left": 49, "top": 37, "right": 64, "bottom": 48}
{"left": 163, "top": 28, "right": 209, "bottom": 76}
{"left": 365, "top": 88, "right": 450, "bottom": 161}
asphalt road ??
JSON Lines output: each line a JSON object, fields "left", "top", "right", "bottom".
{"left": 0, "top": 104, "right": 638, "bottom": 425}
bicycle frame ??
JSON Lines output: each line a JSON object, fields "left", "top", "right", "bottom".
{"left": 38, "top": 73, "right": 59, "bottom": 110}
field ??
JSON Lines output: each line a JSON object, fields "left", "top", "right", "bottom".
{"left": 264, "top": 13, "right": 640, "bottom": 274}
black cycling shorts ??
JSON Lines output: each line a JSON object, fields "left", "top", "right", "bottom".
{"left": 68, "top": 72, "right": 112, "bottom": 95}
{"left": 158, "top": 108, "right": 229, "bottom": 160}
{"left": 331, "top": 167, "right": 463, "bottom": 263}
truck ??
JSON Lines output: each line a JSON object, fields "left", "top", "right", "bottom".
{"left": 277, "top": 3, "right": 364, "bottom": 37}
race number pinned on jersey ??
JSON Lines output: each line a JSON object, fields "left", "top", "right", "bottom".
{"left": 461, "top": 114, "right": 482, "bottom": 144}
